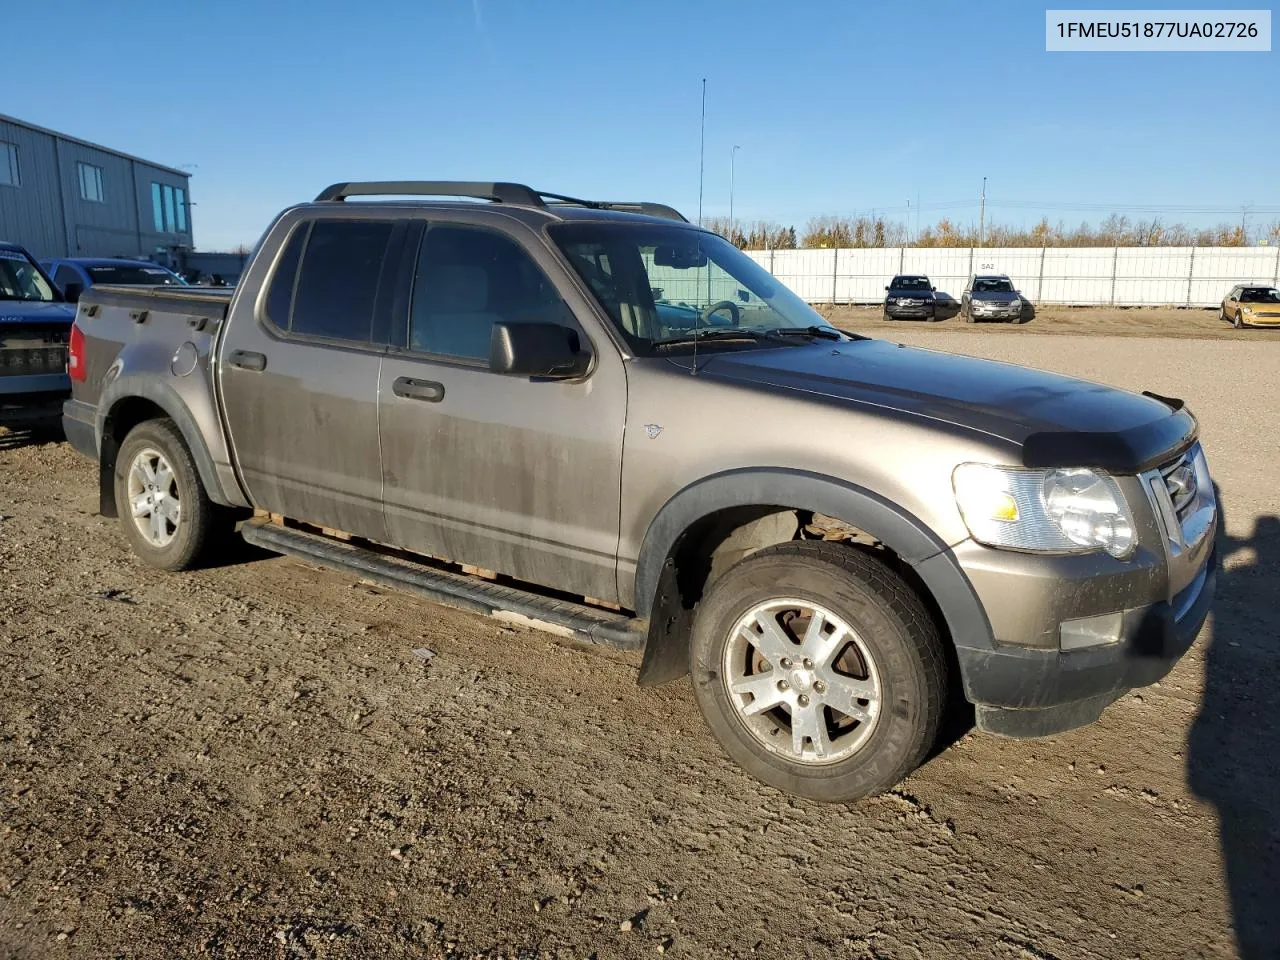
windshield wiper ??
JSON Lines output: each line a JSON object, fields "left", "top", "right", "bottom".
{"left": 763, "top": 325, "right": 846, "bottom": 341}
{"left": 651, "top": 328, "right": 795, "bottom": 349}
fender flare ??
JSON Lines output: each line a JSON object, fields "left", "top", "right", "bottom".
{"left": 97, "top": 375, "right": 237, "bottom": 512}
{"left": 632, "top": 468, "right": 995, "bottom": 684}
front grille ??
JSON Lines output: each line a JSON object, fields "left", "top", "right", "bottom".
{"left": 1146, "top": 443, "right": 1214, "bottom": 553}
{"left": 1159, "top": 453, "right": 1198, "bottom": 523}
{"left": 0, "top": 329, "right": 69, "bottom": 378}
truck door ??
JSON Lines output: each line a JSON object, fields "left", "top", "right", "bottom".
{"left": 377, "top": 220, "right": 626, "bottom": 603}
{"left": 218, "top": 216, "right": 404, "bottom": 540}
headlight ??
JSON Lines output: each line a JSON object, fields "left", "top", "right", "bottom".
{"left": 953, "top": 463, "right": 1136, "bottom": 558}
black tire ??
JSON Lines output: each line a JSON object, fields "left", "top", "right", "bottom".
{"left": 882, "top": 308, "right": 894, "bottom": 321}
{"left": 113, "top": 418, "right": 218, "bottom": 571}
{"left": 1234, "top": 309, "right": 1245, "bottom": 329}
{"left": 963, "top": 304, "right": 974, "bottom": 323}
{"left": 688, "top": 541, "right": 948, "bottom": 803}
{"left": 1219, "top": 306, "right": 1227, "bottom": 323}
{"left": 929, "top": 306, "right": 939, "bottom": 322}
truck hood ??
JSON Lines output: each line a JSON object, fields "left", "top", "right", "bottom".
{"left": 0, "top": 300, "right": 76, "bottom": 325}
{"left": 700, "top": 339, "right": 1194, "bottom": 471}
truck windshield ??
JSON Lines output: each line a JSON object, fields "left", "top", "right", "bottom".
{"left": 0, "top": 251, "right": 58, "bottom": 302}
{"left": 549, "top": 222, "right": 841, "bottom": 355}
{"left": 973, "top": 278, "right": 1014, "bottom": 294}
{"left": 87, "top": 265, "right": 187, "bottom": 286}
{"left": 892, "top": 277, "right": 931, "bottom": 291}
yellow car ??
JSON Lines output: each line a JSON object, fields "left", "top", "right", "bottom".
{"left": 1221, "top": 285, "right": 1280, "bottom": 328}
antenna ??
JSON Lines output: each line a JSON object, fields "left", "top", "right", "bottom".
{"left": 697, "top": 79, "right": 706, "bottom": 226}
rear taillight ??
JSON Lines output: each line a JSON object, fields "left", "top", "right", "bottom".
{"left": 68, "top": 322, "right": 86, "bottom": 382}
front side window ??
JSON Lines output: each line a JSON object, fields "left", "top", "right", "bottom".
{"left": 78, "top": 162, "right": 105, "bottom": 202}
{"left": 54, "top": 265, "right": 83, "bottom": 291}
{"left": 0, "top": 141, "right": 18, "bottom": 187}
{"left": 290, "top": 220, "right": 395, "bottom": 342}
{"left": 550, "top": 222, "right": 839, "bottom": 356}
{"left": 408, "top": 225, "right": 568, "bottom": 361}
{"left": 0, "top": 249, "right": 57, "bottom": 302}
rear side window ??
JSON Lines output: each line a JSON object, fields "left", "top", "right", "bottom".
{"left": 289, "top": 220, "right": 396, "bottom": 342}
{"left": 263, "top": 224, "right": 308, "bottom": 329}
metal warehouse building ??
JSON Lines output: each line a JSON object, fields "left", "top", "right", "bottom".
{"left": 0, "top": 113, "right": 192, "bottom": 262}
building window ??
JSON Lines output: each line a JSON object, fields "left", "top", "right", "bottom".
{"left": 150, "top": 181, "right": 189, "bottom": 233}
{"left": 151, "top": 182, "right": 164, "bottom": 231}
{"left": 163, "top": 185, "right": 176, "bottom": 233}
{"left": 78, "top": 162, "right": 105, "bottom": 202}
{"left": 0, "top": 141, "right": 18, "bottom": 187}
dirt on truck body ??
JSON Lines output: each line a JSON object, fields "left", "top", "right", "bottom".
{"left": 61, "top": 180, "right": 1215, "bottom": 806}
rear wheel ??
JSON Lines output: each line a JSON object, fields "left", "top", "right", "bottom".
{"left": 688, "top": 541, "right": 947, "bottom": 802}
{"left": 1219, "top": 306, "right": 1227, "bottom": 323}
{"left": 114, "top": 418, "right": 218, "bottom": 571}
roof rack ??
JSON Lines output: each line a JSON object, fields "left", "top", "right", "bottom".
{"left": 547, "top": 199, "right": 689, "bottom": 223}
{"left": 313, "top": 181, "right": 688, "bottom": 222}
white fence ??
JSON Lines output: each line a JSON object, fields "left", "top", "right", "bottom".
{"left": 742, "top": 246, "right": 1280, "bottom": 307}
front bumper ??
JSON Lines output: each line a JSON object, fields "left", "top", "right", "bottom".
{"left": 885, "top": 302, "right": 935, "bottom": 319}
{"left": 970, "top": 303, "right": 1023, "bottom": 321}
{"left": 0, "top": 373, "right": 70, "bottom": 424}
{"left": 1239, "top": 314, "right": 1280, "bottom": 327}
{"left": 955, "top": 546, "right": 1216, "bottom": 737}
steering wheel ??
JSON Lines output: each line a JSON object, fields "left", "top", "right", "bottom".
{"left": 699, "top": 300, "right": 741, "bottom": 326}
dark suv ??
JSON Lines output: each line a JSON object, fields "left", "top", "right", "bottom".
{"left": 883, "top": 275, "right": 937, "bottom": 321}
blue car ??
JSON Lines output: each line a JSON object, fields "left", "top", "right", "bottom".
{"left": 0, "top": 243, "right": 77, "bottom": 423}
{"left": 42, "top": 257, "right": 188, "bottom": 301}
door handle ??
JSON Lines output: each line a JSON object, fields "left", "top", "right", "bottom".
{"left": 392, "top": 377, "right": 445, "bottom": 402}
{"left": 229, "top": 350, "right": 267, "bottom": 372}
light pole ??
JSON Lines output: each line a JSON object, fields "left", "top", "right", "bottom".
{"left": 729, "top": 145, "right": 741, "bottom": 242}
{"left": 979, "top": 176, "right": 987, "bottom": 247}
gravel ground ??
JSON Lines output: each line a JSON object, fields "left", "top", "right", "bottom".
{"left": 2, "top": 331, "right": 1278, "bottom": 960}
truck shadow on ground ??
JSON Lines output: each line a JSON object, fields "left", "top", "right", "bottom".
{"left": 1187, "top": 490, "right": 1280, "bottom": 958}
{"left": 0, "top": 422, "right": 65, "bottom": 451}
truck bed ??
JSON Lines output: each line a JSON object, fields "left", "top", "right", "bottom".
{"left": 63, "top": 283, "right": 241, "bottom": 507}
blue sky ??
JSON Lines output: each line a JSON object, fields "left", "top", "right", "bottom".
{"left": 15, "top": 0, "right": 1278, "bottom": 249}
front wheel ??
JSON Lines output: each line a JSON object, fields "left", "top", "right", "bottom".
{"left": 689, "top": 542, "right": 947, "bottom": 802}
{"left": 1234, "top": 310, "right": 1245, "bottom": 329}
{"left": 114, "top": 418, "right": 218, "bottom": 571}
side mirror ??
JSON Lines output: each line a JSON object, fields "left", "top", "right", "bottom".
{"left": 62, "top": 281, "right": 83, "bottom": 304}
{"left": 884, "top": 285, "right": 889, "bottom": 291}
{"left": 490, "top": 322, "right": 590, "bottom": 379}
{"left": 931, "top": 285, "right": 936, "bottom": 291}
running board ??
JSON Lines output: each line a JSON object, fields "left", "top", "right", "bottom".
{"left": 240, "top": 520, "right": 646, "bottom": 651}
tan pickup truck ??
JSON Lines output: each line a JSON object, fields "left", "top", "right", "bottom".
{"left": 63, "top": 181, "right": 1217, "bottom": 802}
